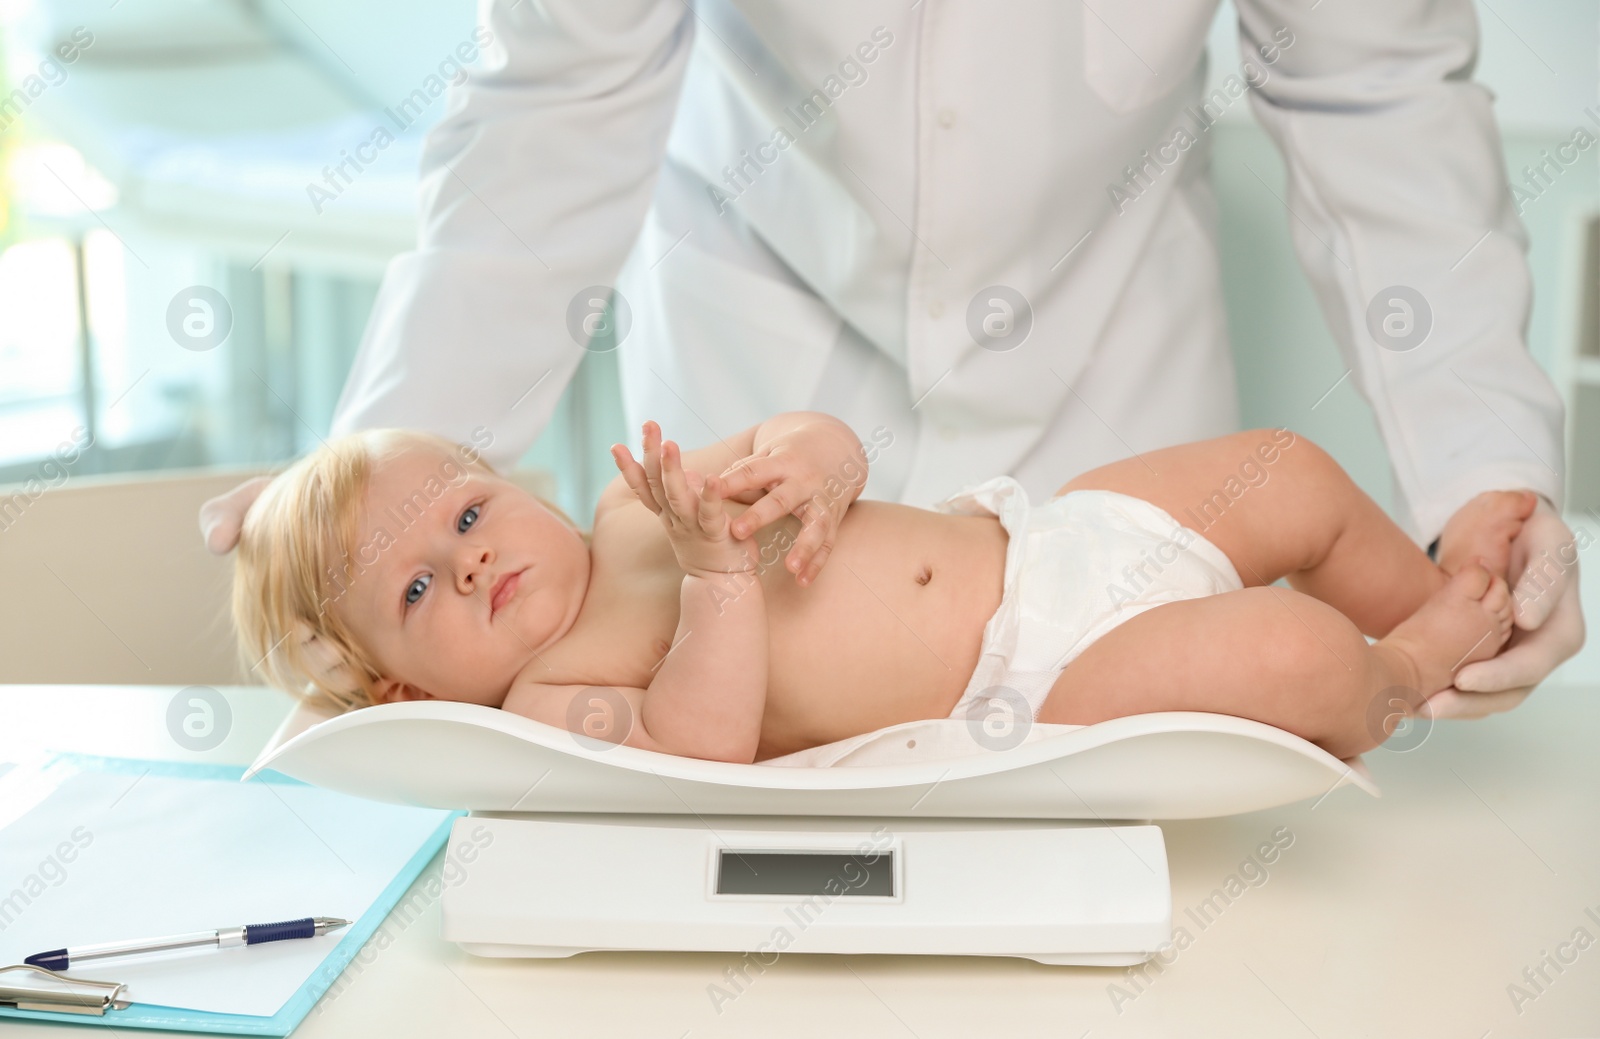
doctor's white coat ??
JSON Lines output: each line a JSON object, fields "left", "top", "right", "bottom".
{"left": 330, "top": 0, "right": 1566, "bottom": 546}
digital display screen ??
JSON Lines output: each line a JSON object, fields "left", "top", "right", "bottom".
{"left": 715, "top": 850, "right": 894, "bottom": 897}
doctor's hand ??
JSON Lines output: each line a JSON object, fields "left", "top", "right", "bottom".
{"left": 716, "top": 420, "right": 869, "bottom": 587}
{"left": 1427, "top": 493, "right": 1586, "bottom": 719}
{"left": 198, "top": 475, "right": 273, "bottom": 555}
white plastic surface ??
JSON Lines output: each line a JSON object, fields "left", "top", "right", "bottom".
{"left": 441, "top": 814, "right": 1173, "bottom": 965}
{"left": 245, "top": 702, "right": 1379, "bottom": 821}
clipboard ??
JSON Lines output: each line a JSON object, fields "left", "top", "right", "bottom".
{"left": 0, "top": 753, "right": 460, "bottom": 1035}
{"left": 0, "top": 963, "right": 130, "bottom": 1015}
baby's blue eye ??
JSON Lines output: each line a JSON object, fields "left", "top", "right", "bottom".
{"left": 405, "top": 574, "right": 431, "bottom": 605}
{"left": 402, "top": 504, "right": 477, "bottom": 613}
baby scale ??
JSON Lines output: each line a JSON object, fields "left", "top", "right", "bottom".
{"left": 247, "top": 702, "right": 1377, "bottom": 965}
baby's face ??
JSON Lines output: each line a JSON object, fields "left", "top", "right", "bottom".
{"left": 331, "top": 446, "right": 589, "bottom": 708}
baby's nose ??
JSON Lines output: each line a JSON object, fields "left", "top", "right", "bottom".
{"left": 456, "top": 546, "right": 494, "bottom": 594}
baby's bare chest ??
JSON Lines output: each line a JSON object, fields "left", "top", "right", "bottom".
{"left": 536, "top": 500, "right": 1010, "bottom": 740}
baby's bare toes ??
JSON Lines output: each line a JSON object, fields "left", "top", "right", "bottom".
{"left": 1481, "top": 575, "right": 1515, "bottom": 641}
{"left": 1482, "top": 489, "right": 1537, "bottom": 523}
{"left": 1438, "top": 491, "right": 1537, "bottom": 579}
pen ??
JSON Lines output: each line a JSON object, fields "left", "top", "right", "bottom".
{"left": 23, "top": 917, "right": 352, "bottom": 970}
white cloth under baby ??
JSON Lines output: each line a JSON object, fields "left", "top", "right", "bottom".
{"left": 933, "top": 475, "right": 1245, "bottom": 723}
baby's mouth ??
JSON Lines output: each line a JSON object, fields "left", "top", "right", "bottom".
{"left": 489, "top": 568, "right": 526, "bottom": 618}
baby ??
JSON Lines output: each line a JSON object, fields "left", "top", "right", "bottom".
{"left": 232, "top": 413, "right": 1532, "bottom": 764}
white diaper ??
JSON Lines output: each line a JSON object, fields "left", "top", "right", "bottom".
{"left": 937, "top": 475, "right": 1244, "bottom": 722}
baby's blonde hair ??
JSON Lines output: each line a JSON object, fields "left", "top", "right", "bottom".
{"left": 231, "top": 429, "right": 587, "bottom": 714}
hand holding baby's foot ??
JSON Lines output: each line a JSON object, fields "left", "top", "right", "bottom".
{"left": 1379, "top": 560, "right": 1515, "bottom": 701}
{"left": 1436, "top": 489, "right": 1537, "bottom": 583}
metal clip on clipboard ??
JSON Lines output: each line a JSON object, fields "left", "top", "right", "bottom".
{"left": 0, "top": 963, "right": 131, "bottom": 1016}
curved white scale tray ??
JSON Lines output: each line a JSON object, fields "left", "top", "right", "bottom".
{"left": 246, "top": 702, "right": 1380, "bottom": 821}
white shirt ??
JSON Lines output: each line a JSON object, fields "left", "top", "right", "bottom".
{"left": 330, "top": 0, "right": 1566, "bottom": 546}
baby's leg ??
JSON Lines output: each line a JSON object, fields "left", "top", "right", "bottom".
{"left": 1037, "top": 565, "right": 1513, "bottom": 758}
{"left": 1057, "top": 429, "right": 1441, "bottom": 638}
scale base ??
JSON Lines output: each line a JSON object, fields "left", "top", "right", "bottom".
{"left": 456, "top": 940, "right": 1158, "bottom": 967}
{"left": 441, "top": 813, "right": 1172, "bottom": 966}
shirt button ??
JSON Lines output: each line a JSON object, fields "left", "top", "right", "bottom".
{"left": 937, "top": 108, "right": 957, "bottom": 128}
{"left": 928, "top": 300, "right": 945, "bottom": 319}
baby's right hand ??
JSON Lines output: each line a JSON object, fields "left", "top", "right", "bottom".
{"left": 611, "top": 423, "right": 758, "bottom": 580}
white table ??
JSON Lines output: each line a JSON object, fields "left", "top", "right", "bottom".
{"left": 4, "top": 684, "right": 1597, "bottom": 1038}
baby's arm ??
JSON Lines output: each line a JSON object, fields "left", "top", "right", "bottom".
{"left": 642, "top": 567, "right": 767, "bottom": 760}
{"left": 503, "top": 565, "right": 766, "bottom": 761}
{"left": 504, "top": 427, "right": 768, "bottom": 762}
{"left": 625, "top": 430, "right": 768, "bottom": 760}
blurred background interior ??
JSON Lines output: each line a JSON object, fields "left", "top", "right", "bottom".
{"left": 0, "top": 0, "right": 1595, "bottom": 687}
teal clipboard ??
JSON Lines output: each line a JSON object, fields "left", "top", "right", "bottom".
{"left": 0, "top": 753, "right": 462, "bottom": 1035}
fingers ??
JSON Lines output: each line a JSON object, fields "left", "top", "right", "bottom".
{"left": 730, "top": 480, "right": 795, "bottom": 540}
{"left": 719, "top": 455, "right": 776, "bottom": 499}
{"left": 1455, "top": 595, "right": 1581, "bottom": 692}
{"left": 613, "top": 420, "right": 675, "bottom": 516}
{"left": 642, "top": 420, "right": 666, "bottom": 509}
{"left": 802, "top": 540, "right": 834, "bottom": 584}
{"left": 660, "top": 438, "right": 728, "bottom": 535}
{"left": 697, "top": 472, "right": 729, "bottom": 535}
{"left": 1510, "top": 504, "right": 1577, "bottom": 629}
{"left": 1424, "top": 685, "right": 1532, "bottom": 721}
{"left": 719, "top": 482, "right": 767, "bottom": 507}
{"left": 622, "top": 424, "right": 845, "bottom": 583}
{"left": 722, "top": 457, "right": 790, "bottom": 535}
{"left": 785, "top": 498, "right": 831, "bottom": 579}
{"left": 199, "top": 475, "right": 273, "bottom": 555}
{"left": 658, "top": 439, "right": 696, "bottom": 521}
{"left": 1450, "top": 570, "right": 1582, "bottom": 712}
{"left": 610, "top": 444, "right": 661, "bottom": 515}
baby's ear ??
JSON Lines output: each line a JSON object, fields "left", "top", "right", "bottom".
{"left": 372, "top": 678, "right": 434, "bottom": 704}
{"left": 292, "top": 622, "right": 361, "bottom": 693}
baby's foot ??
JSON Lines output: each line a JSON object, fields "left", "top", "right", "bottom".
{"left": 1436, "top": 489, "right": 1536, "bottom": 583}
{"left": 1378, "top": 561, "right": 1514, "bottom": 699}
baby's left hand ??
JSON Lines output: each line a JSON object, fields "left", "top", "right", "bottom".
{"left": 716, "top": 422, "right": 869, "bottom": 586}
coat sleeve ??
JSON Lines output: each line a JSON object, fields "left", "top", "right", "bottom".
{"left": 329, "top": 0, "right": 693, "bottom": 471}
{"left": 1234, "top": 0, "right": 1567, "bottom": 544}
